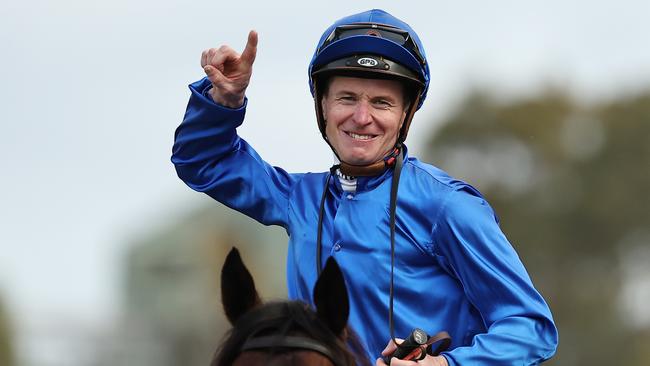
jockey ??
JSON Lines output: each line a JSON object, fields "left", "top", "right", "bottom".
{"left": 172, "top": 9, "right": 558, "bottom": 366}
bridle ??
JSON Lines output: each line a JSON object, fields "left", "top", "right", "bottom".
{"left": 316, "top": 152, "right": 452, "bottom": 362}
{"left": 240, "top": 335, "right": 344, "bottom": 366}
{"left": 234, "top": 303, "right": 349, "bottom": 366}
{"left": 316, "top": 149, "right": 405, "bottom": 345}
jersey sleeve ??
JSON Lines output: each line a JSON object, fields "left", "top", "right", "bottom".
{"left": 171, "top": 77, "right": 302, "bottom": 229}
{"left": 433, "top": 187, "right": 558, "bottom": 365}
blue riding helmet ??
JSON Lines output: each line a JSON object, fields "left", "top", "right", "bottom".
{"left": 309, "top": 9, "right": 430, "bottom": 147}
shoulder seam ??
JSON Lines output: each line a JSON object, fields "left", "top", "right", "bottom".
{"left": 407, "top": 159, "right": 456, "bottom": 190}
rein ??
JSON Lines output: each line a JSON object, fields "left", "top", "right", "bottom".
{"left": 316, "top": 150, "right": 404, "bottom": 346}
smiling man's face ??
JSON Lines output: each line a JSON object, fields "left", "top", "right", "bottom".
{"left": 322, "top": 76, "right": 407, "bottom": 166}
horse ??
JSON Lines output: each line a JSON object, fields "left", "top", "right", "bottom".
{"left": 211, "top": 247, "right": 370, "bottom": 366}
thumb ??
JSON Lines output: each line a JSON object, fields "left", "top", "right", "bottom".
{"left": 381, "top": 338, "right": 402, "bottom": 356}
{"left": 203, "top": 65, "right": 224, "bottom": 85}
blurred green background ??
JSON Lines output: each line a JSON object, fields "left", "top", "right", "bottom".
{"left": 2, "top": 1, "right": 649, "bottom": 365}
{"left": 423, "top": 88, "right": 650, "bottom": 365}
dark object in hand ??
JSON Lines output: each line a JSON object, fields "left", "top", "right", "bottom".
{"left": 383, "top": 328, "right": 428, "bottom": 364}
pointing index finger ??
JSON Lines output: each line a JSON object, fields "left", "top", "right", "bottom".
{"left": 240, "top": 30, "right": 258, "bottom": 66}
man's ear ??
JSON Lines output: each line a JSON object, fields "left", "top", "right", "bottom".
{"left": 313, "top": 257, "right": 349, "bottom": 337}
{"left": 221, "top": 247, "right": 262, "bottom": 325}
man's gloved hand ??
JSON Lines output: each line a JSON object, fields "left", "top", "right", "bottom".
{"left": 376, "top": 338, "right": 449, "bottom": 366}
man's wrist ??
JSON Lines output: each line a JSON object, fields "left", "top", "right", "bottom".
{"left": 209, "top": 87, "right": 245, "bottom": 108}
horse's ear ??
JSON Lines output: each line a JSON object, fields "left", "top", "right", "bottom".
{"left": 313, "top": 257, "right": 349, "bottom": 337}
{"left": 221, "top": 247, "right": 262, "bottom": 325}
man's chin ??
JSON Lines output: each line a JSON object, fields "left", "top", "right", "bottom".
{"left": 340, "top": 155, "right": 377, "bottom": 166}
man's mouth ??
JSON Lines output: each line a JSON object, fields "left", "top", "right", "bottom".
{"left": 345, "top": 131, "right": 376, "bottom": 140}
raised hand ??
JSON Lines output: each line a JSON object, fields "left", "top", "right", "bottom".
{"left": 201, "top": 30, "right": 258, "bottom": 108}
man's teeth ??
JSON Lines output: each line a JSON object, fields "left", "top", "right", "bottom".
{"left": 348, "top": 132, "right": 373, "bottom": 140}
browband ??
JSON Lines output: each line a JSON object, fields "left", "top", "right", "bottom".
{"left": 241, "top": 335, "right": 345, "bottom": 366}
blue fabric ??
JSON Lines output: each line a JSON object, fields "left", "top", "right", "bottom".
{"left": 172, "top": 77, "right": 558, "bottom": 365}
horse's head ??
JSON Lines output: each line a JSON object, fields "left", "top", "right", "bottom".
{"left": 212, "top": 248, "right": 366, "bottom": 366}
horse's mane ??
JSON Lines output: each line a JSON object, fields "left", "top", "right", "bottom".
{"left": 211, "top": 300, "right": 370, "bottom": 366}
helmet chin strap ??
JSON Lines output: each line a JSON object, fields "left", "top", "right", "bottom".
{"left": 339, "top": 160, "right": 388, "bottom": 177}
{"left": 338, "top": 145, "right": 401, "bottom": 177}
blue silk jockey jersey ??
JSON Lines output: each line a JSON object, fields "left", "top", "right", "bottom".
{"left": 172, "top": 78, "right": 558, "bottom": 365}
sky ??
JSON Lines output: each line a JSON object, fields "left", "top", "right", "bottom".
{"left": 1, "top": 0, "right": 650, "bottom": 363}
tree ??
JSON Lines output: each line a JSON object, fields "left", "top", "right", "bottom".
{"left": 422, "top": 88, "right": 650, "bottom": 365}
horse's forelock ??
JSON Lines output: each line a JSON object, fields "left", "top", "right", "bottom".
{"left": 212, "top": 300, "right": 367, "bottom": 366}
{"left": 233, "top": 350, "right": 335, "bottom": 366}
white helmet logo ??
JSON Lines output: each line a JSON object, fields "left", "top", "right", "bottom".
{"left": 357, "top": 57, "right": 378, "bottom": 67}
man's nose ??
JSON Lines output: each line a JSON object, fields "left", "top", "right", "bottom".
{"left": 352, "top": 101, "right": 372, "bottom": 125}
